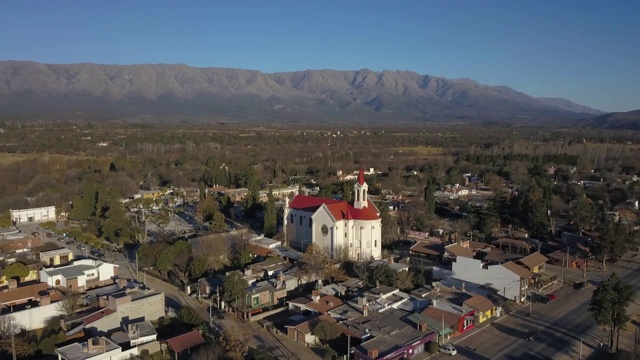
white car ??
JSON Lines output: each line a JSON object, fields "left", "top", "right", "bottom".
{"left": 439, "top": 344, "right": 457, "bottom": 355}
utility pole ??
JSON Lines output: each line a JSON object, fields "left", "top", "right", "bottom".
{"left": 347, "top": 334, "right": 351, "bottom": 360}
{"left": 529, "top": 287, "right": 532, "bottom": 317}
{"left": 580, "top": 338, "right": 583, "bottom": 359}
{"left": 135, "top": 251, "right": 139, "bottom": 275}
{"left": 209, "top": 296, "right": 212, "bottom": 323}
{"left": 441, "top": 313, "right": 445, "bottom": 345}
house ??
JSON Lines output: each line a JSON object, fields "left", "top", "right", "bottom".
{"left": 259, "top": 186, "right": 299, "bottom": 202}
{"left": 409, "top": 240, "right": 444, "bottom": 266}
{"left": 491, "top": 238, "right": 532, "bottom": 255}
{"left": 518, "top": 251, "right": 549, "bottom": 273}
{"left": 238, "top": 280, "right": 287, "bottom": 319}
{"left": 463, "top": 295, "right": 496, "bottom": 324}
{"left": 0, "top": 235, "right": 43, "bottom": 253}
{"left": 443, "top": 243, "right": 475, "bottom": 262}
{"left": 480, "top": 249, "right": 524, "bottom": 265}
{"left": 369, "top": 256, "right": 410, "bottom": 273}
{"left": 284, "top": 169, "right": 382, "bottom": 261}
{"left": 40, "top": 259, "right": 119, "bottom": 292}
{"left": 341, "top": 307, "right": 437, "bottom": 360}
{"left": 10, "top": 206, "right": 56, "bottom": 224}
{"left": 225, "top": 188, "right": 249, "bottom": 203}
{"left": 286, "top": 314, "right": 335, "bottom": 346}
{"left": 421, "top": 306, "right": 465, "bottom": 342}
{"left": 166, "top": 330, "right": 206, "bottom": 357}
{"left": 0, "top": 280, "right": 64, "bottom": 309}
{"left": 0, "top": 260, "right": 41, "bottom": 286}
{"left": 110, "top": 321, "right": 157, "bottom": 347}
{"left": 288, "top": 289, "right": 343, "bottom": 315}
{"left": 138, "top": 190, "right": 164, "bottom": 199}
{"left": 39, "top": 247, "right": 75, "bottom": 266}
{"left": 246, "top": 256, "right": 289, "bottom": 279}
{"left": 452, "top": 256, "right": 532, "bottom": 303}
{"left": 55, "top": 336, "right": 138, "bottom": 360}
{"left": 68, "top": 286, "right": 165, "bottom": 336}
{"left": 423, "top": 299, "right": 476, "bottom": 337}
{"left": 548, "top": 246, "right": 589, "bottom": 269}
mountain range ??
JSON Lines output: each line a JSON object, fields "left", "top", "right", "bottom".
{"left": 0, "top": 61, "right": 606, "bottom": 123}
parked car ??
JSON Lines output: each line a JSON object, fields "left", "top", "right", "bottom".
{"left": 439, "top": 344, "right": 457, "bottom": 356}
{"left": 546, "top": 294, "right": 558, "bottom": 303}
{"left": 573, "top": 282, "right": 587, "bottom": 290}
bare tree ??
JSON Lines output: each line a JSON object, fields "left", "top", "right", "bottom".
{"left": 301, "top": 244, "right": 331, "bottom": 281}
{"left": 228, "top": 232, "right": 253, "bottom": 267}
{"left": 219, "top": 327, "right": 250, "bottom": 360}
{"left": 192, "top": 343, "right": 225, "bottom": 360}
{"left": 0, "top": 314, "right": 27, "bottom": 360}
{"left": 192, "top": 237, "right": 230, "bottom": 272}
{"left": 56, "top": 291, "right": 82, "bottom": 316}
{"left": 353, "top": 261, "right": 372, "bottom": 285}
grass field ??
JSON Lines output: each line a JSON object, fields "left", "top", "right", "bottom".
{"left": 391, "top": 146, "right": 445, "bottom": 156}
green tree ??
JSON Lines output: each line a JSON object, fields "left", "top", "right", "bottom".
{"left": 137, "top": 242, "right": 169, "bottom": 269}
{"left": 189, "top": 256, "right": 209, "bottom": 279}
{"left": 179, "top": 306, "right": 204, "bottom": 326}
{"left": 424, "top": 178, "right": 436, "bottom": 216}
{"left": 312, "top": 319, "right": 341, "bottom": 344}
{"left": 369, "top": 264, "right": 395, "bottom": 287}
{"left": 3, "top": 262, "right": 30, "bottom": 281}
{"left": 69, "top": 182, "right": 98, "bottom": 220}
{"left": 378, "top": 203, "right": 398, "bottom": 244}
{"left": 589, "top": 273, "right": 635, "bottom": 352}
{"left": 522, "top": 184, "right": 550, "bottom": 238}
{"left": 41, "top": 221, "right": 57, "bottom": 232}
{"left": 573, "top": 197, "right": 596, "bottom": 233}
{"left": 210, "top": 208, "right": 228, "bottom": 234}
{"left": 222, "top": 272, "right": 248, "bottom": 307}
{"left": 341, "top": 182, "right": 353, "bottom": 202}
{"left": 593, "top": 221, "right": 635, "bottom": 270}
{"left": 0, "top": 211, "right": 11, "bottom": 228}
{"left": 229, "top": 234, "right": 253, "bottom": 267}
{"left": 263, "top": 190, "right": 277, "bottom": 237}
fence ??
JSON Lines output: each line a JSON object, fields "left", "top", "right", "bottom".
{"left": 249, "top": 306, "right": 287, "bottom": 322}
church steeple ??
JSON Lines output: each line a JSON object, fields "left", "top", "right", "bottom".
{"left": 353, "top": 168, "right": 368, "bottom": 209}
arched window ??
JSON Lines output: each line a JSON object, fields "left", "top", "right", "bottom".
{"left": 356, "top": 190, "right": 360, "bottom": 202}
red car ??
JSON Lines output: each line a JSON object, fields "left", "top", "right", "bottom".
{"left": 546, "top": 294, "right": 558, "bottom": 303}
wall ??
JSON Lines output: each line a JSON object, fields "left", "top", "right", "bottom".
{"left": 116, "top": 293, "right": 165, "bottom": 323}
{"left": 10, "top": 206, "right": 56, "bottom": 223}
{"left": 0, "top": 270, "right": 39, "bottom": 287}
{"left": 1, "top": 302, "right": 64, "bottom": 330}
{"left": 452, "top": 257, "right": 521, "bottom": 302}
{"left": 112, "top": 347, "right": 138, "bottom": 360}
{"left": 250, "top": 306, "right": 287, "bottom": 322}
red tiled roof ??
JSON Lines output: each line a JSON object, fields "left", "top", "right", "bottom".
{"left": 289, "top": 195, "right": 379, "bottom": 221}
{"left": 357, "top": 168, "right": 366, "bottom": 185}
{"left": 422, "top": 306, "right": 460, "bottom": 327}
{"left": 167, "top": 330, "right": 206, "bottom": 353}
{"left": 83, "top": 308, "right": 116, "bottom": 325}
{"left": 248, "top": 244, "right": 272, "bottom": 258}
{"left": 0, "top": 282, "right": 48, "bottom": 305}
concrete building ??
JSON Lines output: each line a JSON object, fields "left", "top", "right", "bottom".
{"left": 10, "top": 206, "right": 56, "bottom": 224}
{"left": 55, "top": 336, "right": 138, "bottom": 360}
{"left": 284, "top": 169, "right": 382, "bottom": 261}
{"left": 39, "top": 259, "right": 119, "bottom": 292}
{"left": 39, "top": 247, "right": 75, "bottom": 266}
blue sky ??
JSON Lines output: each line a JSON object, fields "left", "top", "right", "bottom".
{"left": 1, "top": 1, "right": 638, "bottom": 112}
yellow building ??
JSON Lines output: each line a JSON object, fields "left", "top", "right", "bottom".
{"left": 0, "top": 264, "right": 40, "bottom": 287}
{"left": 518, "top": 251, "right": 549, "bottom": 274}
{"left": 464, "top": 295, "right": 496, "bottom": 324}
{"left": 139, "top": 190, "right": 164, "bottom": 199}
{"left": 39, "top": 248, "right": 74, "bottom": 267}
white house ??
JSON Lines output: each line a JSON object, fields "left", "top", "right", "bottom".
{"left": 10, "top": 206, "right": 56, "bottom": 224}
{"left": 40, "top": 259, "right": 118, "bottom": 292}
{"left": 55, "top": 337, "right": 138, "bottom": 360}
{"left": 284, "top": 169, "right": 382, "bottom": 261}
{"left": 451, "top": 256, "right": 532, "bottom": 303}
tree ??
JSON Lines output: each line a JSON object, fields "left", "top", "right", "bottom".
{"left": 137, "top": 242, "right": 169, "bottom": 269}
{"left": 192, "top": 343, "right": 224, "bottom": 360}
{"left": 394, "top": 270, "right": 415, "bottom": 291}
{"left": 192, "top": 237, "right": 230, "bottom": 272}
{"left": 2, "top": 262, "right": 29, "bottom": 282}
{"left": 324, "top": 264, "right": 348, "bottom": 284}
{"left": 229, "top": 233, "right": 253, "bottom": 267}
{"left": 0, "top": 211, "right": 11, "bottom": 228}
{"left": 573, "top": 197, "right": 596, "bottom": 233}
{"left": 423, "top": 178, "right": 436, "bottom": 216}
{"left": 222, "top": 272, "right": 248, "bottom": 307}
{"left": 219, "top": 327, "right": 250, "bottom": 360}
{"left": 209, "top": 207, "right": 228, "bottom": 234}
{"left": 263, "top": 191, "right": 277, "bottom": 238}
{"left": 593, "top": 221, "right": 635, "bottom": 270}
{"left": 0, "top": 314, "right": 31, "bottom": 360}
{"left": 179, "top": 306, "right": 204, "bottom": 325}
{"left": 341, "top": 181, "right": 353, "bottom": 202}
{"left": 301, "top": 244, "right": 331, "bottom": 281}
{"left": 353, "top": 261, "right": 371, "bottom": 285}
{"left": 312, "top": 318, "right": 341, "bottom": 344}
{"left": 378, "top": 203, "right": 398, "bottom": 244}
{"left": 521, "top": 184, "right": 550, "bottom": 238}
{"left": 589, "top": 273, "right": 635, "bottom": 352}
{"left": 369, "top": 264, "right": 395, "bottom": 287}
{"left": 189, "top": 256, "right": 209, "bottom": 279}
{"left": 56, "top": 291, "right": 82, "bottom": 316}
{"left": 168, "top": 240, "right": 193, "bottom": 285}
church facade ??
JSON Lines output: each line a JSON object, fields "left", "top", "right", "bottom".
{"left": 284, "top": 169, "right": 382, "bottom": 261}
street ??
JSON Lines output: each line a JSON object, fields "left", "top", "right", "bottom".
{"left": 430, "top": 258, "right": 640, "bottom": 360}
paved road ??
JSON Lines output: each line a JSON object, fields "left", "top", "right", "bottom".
{"left": 431, "top": 258, "right": 640, "bottom": 360}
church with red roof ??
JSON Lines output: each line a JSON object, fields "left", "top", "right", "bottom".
{"left": 284, "top": 169, "right": 382, "bottom": 261}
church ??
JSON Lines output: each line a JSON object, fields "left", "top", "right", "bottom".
{"left": 284, "top": 169, "right": 382, "bottom": 261}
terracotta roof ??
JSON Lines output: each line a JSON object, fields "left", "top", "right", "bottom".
{"left": 0, "top": 236, "right": 43, "bottom": 253}
{"left": 468, "top": 241, "right": 492, "bottom": 251}
{"left": 410, "top": 241, "right": 444, "bottom": 256}
{"left": 166, "top": 330, "right": 206, "bottom": 353}
{"left": 248, "top": 244, "right": 272, "bottom": 258}
{"left": 518, "top": 251, "right": 549, "bottom": 269}
{"left": 306, "top": 295, "right": 344, "bottom": 314}
{"left": 492, "top": 238, "right": 532, "bottom": 251}
{"left": 422, "top": 306, "right": 460, "bottom": 327}
{"left": 357, "top": 168, "right": 366, "bottom": 185}
{"left": 463, "top": 295, "right": 495, "bottom": 312}
{"left": 445, "top": 244, "right": 474, "bottom": 259}
{"left": 83, "top": 308, "right": 116, "bottom": 325}
{"left": 0, "top": 282, "right": 49, "bottom": 305}
{"left": 289, "top": 195, "right": 379, "bottom": 221}
{"left": 482, "top": 249, "right": 523, "bottom": 264}
{"left": 287, "top": 314, "right": 335, "bottom": 335}
{"left": 502, "top": 261, "right": 534, "bottom": 278}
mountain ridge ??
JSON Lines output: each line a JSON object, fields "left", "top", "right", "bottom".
{"left": 0, "top": 61, "right": 604, "bottom": 123}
